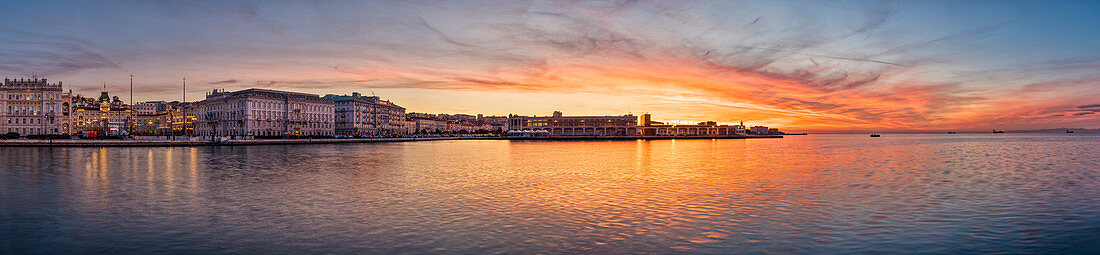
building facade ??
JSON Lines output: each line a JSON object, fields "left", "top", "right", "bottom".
{"left": 71, "top": 91, "right": 134, "bottom": 135}
{"left": 1, "top": 78, "right": 69, "bottom": 135}
{"left": 195, "top": 89, "right": 334, "bottom": 137}
{"left": 405, "top": 115, "right": 449, "bottom": 134}
{"left": 506, "top": 111, "right": 638, "bottom": 136}
{"left": 749, "top": 126, "right": 781, "bottom": 135}
{"left": 132, "top": 113, "right": 160, "bottom": 135}
{"left": 323, "top": 92, "right": 406, "bottom": 136}
{"left": 130, "top": 101, "right": 161, "bottom": 115}
{"left": 638, "top": 118, "right": 748, "bottom": 137}
{"left": 162, "top": 102, "right": 195, "bottom": 136}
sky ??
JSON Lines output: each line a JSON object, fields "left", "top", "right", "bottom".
{"left": 1, "top": 0, "right": 1098, "bottom": 132}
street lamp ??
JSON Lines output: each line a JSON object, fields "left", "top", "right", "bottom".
{"left": 206, "top": 112, "right": 218, "bottom": 141}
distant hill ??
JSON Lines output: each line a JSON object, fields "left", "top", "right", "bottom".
{"left": 1008, "top": 128, "right": 1100, "bottom": 133}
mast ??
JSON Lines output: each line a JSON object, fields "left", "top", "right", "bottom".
{"left": 129, "top": 74, "right": 133, "bottom": 133}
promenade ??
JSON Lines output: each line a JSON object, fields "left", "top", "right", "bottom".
{"left": 0, "top": 135, "right": 784, "bottom": 147}
{"left": 0, "top": 137, "right": 481, "bottom": 147}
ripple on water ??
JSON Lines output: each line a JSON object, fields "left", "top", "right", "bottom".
{"left": 1, "top": 135, "right": 1099, "bottom": 253}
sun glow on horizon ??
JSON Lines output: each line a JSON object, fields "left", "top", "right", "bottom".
{"left": 2, "top": 1, "right": 1099, "bottom": 132}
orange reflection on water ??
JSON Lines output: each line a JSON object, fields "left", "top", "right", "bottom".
{"left": 4, "top": 135, "right": 1098, "bottom": 253}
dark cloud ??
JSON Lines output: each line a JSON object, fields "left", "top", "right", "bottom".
{"left": 208, "top": 79, "right": 239, "bottom": 85}
{"left": 413, "top": 14, "right": 476, "bottom": 48}
{"left": 0, "top": 40, "right": 119, "bottom": 76}
{"left": 774, "top": 97, "right": 843, "bottom": 111}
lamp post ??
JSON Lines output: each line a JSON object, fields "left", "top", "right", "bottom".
{"left": 206, "top": 112, "right": 218, "bottom": 142}
{"left": 129, "top": 74, "right": 133, "bottom": 135}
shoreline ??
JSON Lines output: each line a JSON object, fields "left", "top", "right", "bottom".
{"left": 0, "top": 137, "right": 474, "bottom": 147}
{"left": 0, "top": 135, "right": 784, "bottom": 147}
{"left": 502, "top": 135, "right": 784, "bottom": 141}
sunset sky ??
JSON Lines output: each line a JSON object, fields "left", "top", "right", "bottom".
{"left": 2, "top": 0, "right": 1098, "bottom": 132}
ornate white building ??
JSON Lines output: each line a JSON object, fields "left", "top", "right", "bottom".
{"left": 1, "top": 77, "right": 70, "bottom": 135}
{"left": 195, "top": 89, "right": 334, "bottom": 137}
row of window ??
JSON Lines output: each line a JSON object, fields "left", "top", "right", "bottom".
{"left": 250, "top": 100, "right": 332, "bottom": 112}
{"left": 6, "top": 128, "right": 58, "bottom": 134}
{"left": 4, "top": 93, "right": 58, "bottom": 101}
{"left": 199, "top": 100, "right": 333, "bottom": 113}
{"left": 203, "top": 130, "right": 334, "bottom": 136}
{"left": 6, "top": 105, "right": 58, "bottom": 115}
{"left": 5, "top": 117, "right": 52, "bottom": 124}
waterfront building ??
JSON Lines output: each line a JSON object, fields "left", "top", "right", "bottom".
{"left": 130, "top": 101, "right": 161, "bottom": 115}
{"left": 121, "top": 101, "right": 193, "bottom": 135}
{"left": 403, "top": 112, "right": 500, "bottom": 134}
{"left": 68, "top": 94, "right": 97, "bottom": 110}
{"left": 637, "top": 117, "right": 748, "bottom": 136}
{"left": 195, "top": 89, "right": 334, "bottom": 137}
{"left": 71, "top": 90, "right": 134, "bottom": 135}
{"left": 440, "top": 120, "right": 491, "bottom": 134}
{"left": 405, "top": 114, "right": 449, "bottom": 134}
{"left": 322, "top": 92, "right": 406, "bottom": 136}
{"left": 158, "top": 102, "right": 194, "bottom": 136}
{"left": 1, "top": 77, "right": 70, "bottom": 135}
{"left": 436, "top": 113, "right": 477, "bottom": 123}
{"left": 131, "top": 113, "right": 159, "bottom": 135}
{"left": 477, "top": 114, "right": 508, "bottom": 132}
{"left": 403, "top": 118, "right": 419, "bottom": 134}
{"left": 506, "top": 111, "right": 638, "bottom": 136}
{"left": 748, "top": 125, "right": 783, "bottom": 135}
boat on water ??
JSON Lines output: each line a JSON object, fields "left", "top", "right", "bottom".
{"left": 993, "top": 130, "right": 1005, "bottom": 133}
{"left": 1067, "top": 129, "right": 1075, "bottom": 133}
{"left": 870, "top": 134, "right": 881, "bottom": 137}
{"left": 947, "top": 131, "right": 957, "bottom": 134}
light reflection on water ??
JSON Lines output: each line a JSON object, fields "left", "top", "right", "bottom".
{"left": 2, "top": 134, "right": 1100, "bottom": 254}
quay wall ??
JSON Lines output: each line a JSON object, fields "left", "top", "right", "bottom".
{"left": 0, "top": 135, "right": 783, "bottom": 147}
{"left": 0, "top": 137, "right": 478, "bottom": 147}
{"left": 501, "top": 135, "right": 784, "bottom": 140}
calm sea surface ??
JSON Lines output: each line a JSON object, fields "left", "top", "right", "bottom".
{"left": 2, "top": 134, "right": 1099, "bottom": 254}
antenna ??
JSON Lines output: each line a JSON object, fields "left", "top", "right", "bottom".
{"left": 182, "top": 77, "right": 186, "bottom": 102}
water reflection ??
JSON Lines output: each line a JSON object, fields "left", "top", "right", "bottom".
{"left": 2, "top": 134, "right": 1099, "bottom": 254}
